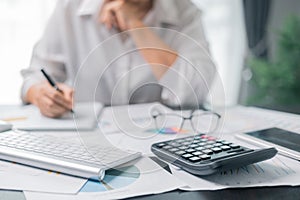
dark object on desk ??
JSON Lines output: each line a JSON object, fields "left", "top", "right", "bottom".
{"left": 127, "top": 186, "right": 300, "bottom": 200}
{"left": 236, "top": 127, "right": 300, "bottom": 161}
{"left": 149, "top": 156, "right": 172, "bottom": 174}
{"left": 151, "top": 133, "right": 277, "bottom": 176}
{"left": 40, "top": 68, "right": 74, "bottom": 113}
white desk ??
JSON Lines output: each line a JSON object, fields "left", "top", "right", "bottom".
{"left": 1, "top": 104, "right": 300, "bottom": 200}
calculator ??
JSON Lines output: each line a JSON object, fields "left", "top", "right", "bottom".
{"left": 151, "top": 134, "right": 277, "bottom": 175}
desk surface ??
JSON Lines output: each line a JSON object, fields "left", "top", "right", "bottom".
{"left": 2, "top": 187, "right": 300, "bottom": 200}
{"left": 1, "top": 104, "right": 300, "bottom": 199}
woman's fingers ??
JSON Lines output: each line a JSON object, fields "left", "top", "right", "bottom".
{"left": 58, "top": 83, "right": 74, "bottom": 108}
{"left": 27, "top": 82, "right": 74, "bottom": 118}
{"left": 38, "top": 95, "right": 68, "bottom": 118}
{"left": 43, "top": 87, "right": 72, "bottom": 111}
{"left": 99, "top": 0, "right": 124, "bottom": 29}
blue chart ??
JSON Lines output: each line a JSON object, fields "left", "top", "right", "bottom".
{"left": 80, "top": 165, "right": 140, "bottom": 193}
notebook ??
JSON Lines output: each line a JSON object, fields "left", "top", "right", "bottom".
{"left": 0, "top": 102, "right": 103, "bottom": 131}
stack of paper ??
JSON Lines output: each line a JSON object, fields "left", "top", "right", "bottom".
{"left": 0, "top": 102, "right": 103, "bottom": 131}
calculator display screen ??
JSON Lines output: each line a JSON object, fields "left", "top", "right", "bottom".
{"left": 246, "top": 128, "right": 300, "bottom": 152}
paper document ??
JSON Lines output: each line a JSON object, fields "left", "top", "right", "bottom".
{"left": 242, "top": 106, "right": 300, "bottom": 133}
{"left": 172, "top": 154, "right": 300, "bottom": 191}
{"left": 104, "top": 130, "right": 194, "bottom": 156}
{"left": 219, "top": 106, "right": 300, "bottom": 134}
{"left": 99, "top": 102, "right": 172, "bottom": 134}
{"left": 0, "top": 159, "right": 86, "bottom": 193}
{"left": 0, "top": 102, "right": 103, "bottom": 131}
{"left": 24, "top": 156, "right": 185, "bottom": 200}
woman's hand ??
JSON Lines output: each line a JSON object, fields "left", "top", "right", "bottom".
{"left": 99, "top": 0, "right": 177, "bottom": 80}
{"left": 26, "top": 82, "right": 74, "bottom": 118}
{"left": 99, "top": 0, "right": 152, "bottom": 31}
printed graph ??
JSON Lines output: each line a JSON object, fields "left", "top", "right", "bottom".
{"left": 202, "top": 157, "right": 296, "bottom": 186}
{"left": 80, "top": 165, "right": 140, "bottom": 193}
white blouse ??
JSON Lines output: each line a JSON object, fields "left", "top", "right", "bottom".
{"left": 21, "top": 0, "right": 216, "bottom": 107}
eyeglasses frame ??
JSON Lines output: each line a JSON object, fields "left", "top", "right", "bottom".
{"left": 151, "top": 110, "right": 221, "bottom": 133}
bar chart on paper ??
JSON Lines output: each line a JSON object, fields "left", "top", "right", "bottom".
{"left": 79, "top": 165, "right": 140, "bottom": 192}
{"left": 203, "top": 157, "right": 296, "bottom": 186}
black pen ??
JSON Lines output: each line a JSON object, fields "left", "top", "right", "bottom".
{"left": 41, "top": 68, "right": 74, "bottom": 113}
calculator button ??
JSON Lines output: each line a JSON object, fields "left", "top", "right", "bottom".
{"left": 189, "top": 157, "right": 201, "bottom": 162}
{"left": 179, "top": 146, "right": 188, "bottom": 150}
{"left": 182, "top": 153, "right": 193, "bottom": 158}
{"left": 207, "top": 136, "right": 216, "bottom": 141}
{"left": 198, "top": 142, "right": 206, "bottom": 146}
{"left": 192, "top": 151, "right": 203, "bottom": 156}
{"left": 200, "top": 139, "right": 208, "bottom": 142}
{"left": 207, "top": 141, "right": 216, "bottom": 145}
{"left": 156, "top": 143, "right": 166, "bottom": 148}
{"left": 182, "top": 142, "right": 192, "bottom": 146}
{"left": 175, "top": 150, "right": 186, "bottom": 155}
{"left": 168, "top": 142, "right": 181, "bottom": 147}
{"left": 204, "top": 145, "right": 213, "bottom": 149}
{"left": 211, "top": 147, "right": 222, "bottom": 153}
{"left": 201, "top": 135, "right": 209, "bottom": 139}
{"left": 163, "top": 145, "right": 172, "bottom": 149}
{"left": 202, "top": 149, "right": 213, "bottom": 155}
{"left": 169, "top": 148, "right": 179, "bottom": 152}
{"left": 200, "top": 154, "right": 211, "bottom": 160}
{"left": 213, "top": 143, "right": 223, "bottom": 147}
{"left": 194, "top": 136, "right": 201, "bottom": 140}
{"left": 186, "top": 148, "right": 196, "bottom": 153}
{"left": 230, "top": 144, "right": 240, "bottom": 149}
{"left": 222, "top": 141, "right": 232, "bottom": 145}
{"left": 195, "top": 146, "right": 205, "bottom": 151}
{"left": 190, "top": 144, "right": 198, "bottom": 148}
{"left": 220, "top": 145, "right": 231, "bottom": 151}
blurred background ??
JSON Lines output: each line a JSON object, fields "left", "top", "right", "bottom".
{"left": 0, "top": 0, "right": 299, "bottom": 113}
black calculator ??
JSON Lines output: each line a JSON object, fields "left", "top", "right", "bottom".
{"left": 151, "top": 134, "right": 277, "bottom": 175}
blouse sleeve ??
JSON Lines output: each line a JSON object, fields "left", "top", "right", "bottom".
{"left": 159, "top": 4, "right": 216, "bottom": 108}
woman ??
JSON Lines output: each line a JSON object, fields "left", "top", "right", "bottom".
{"left": 21, "top": 0, "right": 215, "bottom": 117}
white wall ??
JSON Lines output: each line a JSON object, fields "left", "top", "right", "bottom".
{"left": 192, "top": 0, "right": 247, "bottom": 107}
{"left": 0, "top": 0, "right": 56, "bottom": 104}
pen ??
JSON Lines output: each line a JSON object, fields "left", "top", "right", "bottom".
{"left": 41, "top": 68, "right": 74, "bottom": 113}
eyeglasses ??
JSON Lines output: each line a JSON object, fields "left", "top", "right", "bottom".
{"left": 151, "top": 110, "right": 221, "bottom": 134}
